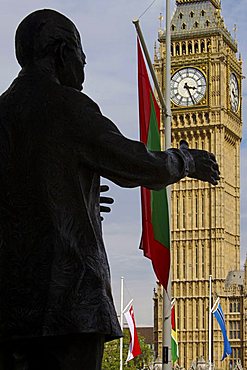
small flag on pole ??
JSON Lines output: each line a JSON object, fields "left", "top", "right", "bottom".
{"left": 171, "top": 299, "right": 179, "bottom": 363}
{"left": 212, "top": 298, "right": 232, "bottom": 361}
{"left": 124, "top": 304, "right": 142, "bottom": 362}
{"left": 137, "top": 37, "right": 170, "bottom": 290}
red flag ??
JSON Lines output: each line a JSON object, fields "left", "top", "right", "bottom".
{"left": 137, "top": 37, "right": 170, "bottom": 289}
{"left": 124, "top": 305, "right": 142, "bottom": 362}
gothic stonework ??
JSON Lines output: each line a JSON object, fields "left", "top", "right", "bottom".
{"left": 153, "top": 0, "right": 245, "bottom": 369}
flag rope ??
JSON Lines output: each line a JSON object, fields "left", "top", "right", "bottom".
{"left": 123, "top": 279, "right": 134, "bottom": 303}
{"left": 138, "top": 0, "right": 159, "bottom": 19}
{"left": 122, "top": 299, "right": 133, "bottom": 315}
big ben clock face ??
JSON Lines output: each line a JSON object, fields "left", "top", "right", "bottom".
{"left": 230, "top": 73, "right": 239, "bottom": 112}
{"left": 171, "top": 67, "right": 206, "bottom": 106}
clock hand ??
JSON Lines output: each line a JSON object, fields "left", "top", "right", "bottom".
{"left": 188, "top": 89, "right": 196, "bottom": 104}
{"left": 184, "top": 83, "right": 196, "bottom": 104}
{"left": 184, "top": 82, "right": 196, "bottom": 90}
{"left": 184, "top": 82, "right": 189, "bottom": 89}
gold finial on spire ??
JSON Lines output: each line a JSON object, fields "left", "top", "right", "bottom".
{"left": 233, "top": 24, "right": 237, "bottom": 40}
{"left": 158, "top": 12, "right": 164, "bottom": 38}
{"left": 158, "top": 12, "right": 164, "bottom": 30}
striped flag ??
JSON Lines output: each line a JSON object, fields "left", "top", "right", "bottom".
{"left": 212, "top": 298, "right": 232, "bottom": 360}
{"left": 137, "top": 37, "right": 170, "bottom": 290}
{"left": 124, "top": 304, "right": 142, "bottom": 362}
{"left": 171, "top": 299, "right": 179, "bottom": 363}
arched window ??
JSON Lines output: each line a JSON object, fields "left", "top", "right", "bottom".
{"left": 183, "top": 244, "right": 186, "bottom": 278}
{"left": 182, "top": 23, "right": 186, "bottom": 30}
{"left": 176, "top": 196, "right": 180, "bottom": 229}
{"left": 206, "top": 20, "right": 210, "bottom": 27}
{"left": 176, "top": 44, "right": 180, "bottom": 55}
{"left": 182, "top": 196, "right": 186, "bottom": 228}
{"left": 195, "top": 244, "right": 199, "bottom": 278}
{"left": 190, "top": 11, "right": 194, "bottom": 18}
{"left": 183, "top": 301, "right": 186, "bottom": 329}
{"left": 202, "top": 192, "right": 205, "bottom": 227}
{"left": 179, "top": 12, "right": 183, "bottom": 19}
{"left": 188, "top": 42, "right": 192, "bottom": 54}
{"left": 171, "top": 24, "right": 176, "bottom": 31}
{"left": 195, "top": 301, "right": 199, "bottom": 328}
{"left": 194, "top": 21, "right": 199, "bottom": 28}
{"left": 195, "top": 41, "right": 199, "bottom": 53}
{"left": 201, "top": 41, "right": 205, "bottom": 52}
{"left": 201, "top": 242, "right": 205, "bottom": 277}
{"left": 195, "top": 193, "right": 199, "bottom": 228}
{"left": 177, "top": 242, "right": 180, "bottom": 279}
{"left": 201, "top": 9, "right": 205, "bottom": 16}
{"left": 207, "top": 40, "right": 211, "bottom": 51}
{"left": 202, "top": 301, "right": 205, "bottom": 328}
{"left": 192, "top": 113, "right": 197, "bottom": 124}
{"left": 182, "top": 43, "right": 186, "bottom": 54}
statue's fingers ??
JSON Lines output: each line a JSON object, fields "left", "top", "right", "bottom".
{"left": 100, "top": 205, "right": 111, "bottom": 213}
{"left": 210, "top": 176, "right": 219, "bottom": 185}
{"left": 209, "top": 160, "right": 220, "bottom": 176}
{"left": 209, "top": 152, "right": 217, "bottom": 161}
{"left": 210, "top": 158, "right": 220, "bottom": 175}
{"left": 100, "top": 196, "right": 114, "bottom": 204}
{"left": 210, "top": 169, "right": 220, "bottom": 184}
{"left": 209, "top": 178, "right": 218, "bottom": 185}
{"left": 100, "top": 185, "right": 110, "bottom": 193}
{"left": 179, "top": 140, "right": 189, "bottom": 149}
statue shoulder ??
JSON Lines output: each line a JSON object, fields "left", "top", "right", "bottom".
{"left": 61, "top": 86, "right": 101, "bottom": 115}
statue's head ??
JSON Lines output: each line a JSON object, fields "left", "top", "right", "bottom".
{"left": 15, "top": 9, "right": 86, "bottom": 91}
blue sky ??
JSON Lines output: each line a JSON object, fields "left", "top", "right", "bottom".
{"left": 0, "top": 0, "right": 246, "bottom": 326}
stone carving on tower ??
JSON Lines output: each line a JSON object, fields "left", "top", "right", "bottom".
{"left": 153, "top": 0, "right": 245, "bottom": 369}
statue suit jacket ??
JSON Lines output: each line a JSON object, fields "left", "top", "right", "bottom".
{"left": 0, "top": 67, "right": 189, "bottom": 342}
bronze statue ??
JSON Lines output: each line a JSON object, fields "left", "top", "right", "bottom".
{"left": 0, "top": 9, "right": 220, "bottom": 370}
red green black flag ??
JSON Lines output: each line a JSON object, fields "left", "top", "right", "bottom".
{"left": 171, "top": 300, "right": 179, "bottom": 363}
{"left": 137, "top": 38, "right": 170, "bottom": 290}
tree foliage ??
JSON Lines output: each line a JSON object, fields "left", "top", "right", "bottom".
{"left": 102, "top": 329, "right": 154, "bottom": 369}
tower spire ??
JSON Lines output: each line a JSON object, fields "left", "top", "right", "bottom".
{"left": 233, "top": 24, "right": 237, "bottom": 41}
{"left": 175, "top": 0, "right": 221, "bottom": 9}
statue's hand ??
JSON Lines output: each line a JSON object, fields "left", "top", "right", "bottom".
{"left": 180, "top": 140, "right": 220, "bottom": 185}
{"left": 100, "top": 185, "right": 114, "bottom": 221}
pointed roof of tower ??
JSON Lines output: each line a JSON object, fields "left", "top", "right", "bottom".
{"left": 172, "top": 0, "right": 221, "bottom": 33}
{"left": 225, "top": 270, "right": 244, "bottom": 289}
{"left": 176, "top": 0, "right": 220, "bottom": 8}
{"left": 159, "top": 0, "right": 237, "bottom": 52}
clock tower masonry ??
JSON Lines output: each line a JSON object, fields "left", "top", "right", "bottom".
{"left": 153, "top": 0, "right": 245, "bottom": 369}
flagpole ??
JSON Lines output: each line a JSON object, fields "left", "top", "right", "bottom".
{"left": 163, "top": 1, "right": 172, "bottom": 370}
{"left": 123, "top": 299, "right": 133, "bottom": 315}
{"left": 133, "top": 12, "right": 172, "bottom": 370}
{"left": 120, "top": 276, "right": 124, "bottom": 370}
{"left": 132, "top": 19, "right": 167, "bottom": 114}
{"left": 209, "top": 275, "right": 212, "bottom": 370}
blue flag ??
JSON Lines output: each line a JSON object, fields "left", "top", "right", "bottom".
{"left": 212, "top": 299, "right": 232, "bottom": 360}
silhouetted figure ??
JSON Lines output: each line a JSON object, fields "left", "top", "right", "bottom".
{"left": 0, "top": 9, "right": 220, "bottom": 370}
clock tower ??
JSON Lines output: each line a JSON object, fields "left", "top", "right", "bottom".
{"left": 153, "top": 0, "right": 244, "bottom": 369}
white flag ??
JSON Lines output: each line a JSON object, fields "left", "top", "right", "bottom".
{"left": 124, "top": 305, "right": 142, "bottom": 362}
